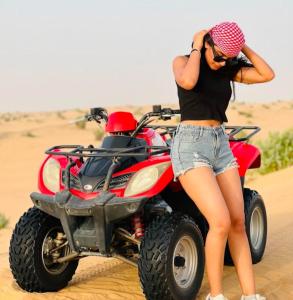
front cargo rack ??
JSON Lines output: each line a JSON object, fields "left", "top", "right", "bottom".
{"left": 46, "top": 144, "right": 170, "bottom": 158}
{"left": 45, "top": 144, "right": 170, "bottom": 192}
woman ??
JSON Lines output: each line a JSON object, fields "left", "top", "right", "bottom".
{"left": 170, "top": 21, "right": 274, "bottom": 300}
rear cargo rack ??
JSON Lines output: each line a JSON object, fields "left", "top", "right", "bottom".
{"left": 145, "top": 125, "right": 260, "bottom": 141}
{"left": 224, "top": 125, "right": 261, "bottom": 141}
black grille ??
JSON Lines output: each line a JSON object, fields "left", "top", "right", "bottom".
{"left": 93, "top": 173, "right": 132, "bottom": 191}
{"left": 62, "top": 171, "right": 132, "bottom": 192}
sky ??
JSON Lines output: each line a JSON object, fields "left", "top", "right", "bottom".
{"left": 0, "top": 0, "right": 292, "bottom": 112}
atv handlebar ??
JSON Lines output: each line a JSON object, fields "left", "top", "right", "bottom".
{"left": 85, "top": 107, "right": 108, "bottom": 124}
{"left": 152, "top": 105, "right": 180, "bottom": 116}
{"left": 130, "top": 105, "right": 180, "bottom": 137}
{"left": 147, "top": 105, "right": 261, "bottom": 141}
{"left": 84, "top": 105, "right": 179, "bottom": 128}
{"left": 83, "top": 105, "right": 260, "bottom": 141}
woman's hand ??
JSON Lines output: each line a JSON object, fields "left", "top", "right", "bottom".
{"left": 234, "top": 44, "right": 275, "bottom": 84}
{"left": 192, "top": 30, "right": 208, "bottom": 50}
{"left": 241, "top": 44, "right": 251, "bottom": 54}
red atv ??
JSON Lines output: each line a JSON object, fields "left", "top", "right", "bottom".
{"left": 9, "top": 106, "right": 267, "bottom": 300}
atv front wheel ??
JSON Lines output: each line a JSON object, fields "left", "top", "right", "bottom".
{"left": 138, "top": 213, "right": 205, "bottom": 300}
{"left": 9, "top": 207, "right": 79, "bottom": 292}
{"left": 224, "top": 188, "right": 267, "bottom": 266}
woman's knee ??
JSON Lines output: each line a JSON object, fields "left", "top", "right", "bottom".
{"left": 230, "top": 215, "right": 246, "bottom": 233}
{"left": 209, "top": 216, "right": 231, "bottom": 236}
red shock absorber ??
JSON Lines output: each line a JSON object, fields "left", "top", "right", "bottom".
{"left": 132, "top": 213, "right": 144, "bottom": 238}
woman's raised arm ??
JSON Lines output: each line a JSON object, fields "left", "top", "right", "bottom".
{"left": 233, "top": 44, "right": 275, "bottom": 84}
{"left": 172, "top": 30, "right": 207, "bottom": 90}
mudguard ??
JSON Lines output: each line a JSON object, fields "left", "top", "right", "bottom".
{"left": 230, "top": 141, "right": 261, "bottom": 177}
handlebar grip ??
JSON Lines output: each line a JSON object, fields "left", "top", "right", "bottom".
{"left": 171, "top": 109, "right": 181, "bottom": 114}
{"left": 153, "top": 105, "right": 162, "bottom": 113}
{"left": 90, "top": 107, "right": 107, "bottom": 116}
{"left": 152, "top": 105, "right": 180, "bottom": 115}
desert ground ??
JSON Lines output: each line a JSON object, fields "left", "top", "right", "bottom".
{"left": 0, "top": 100, "right": 292, "bottom": 299}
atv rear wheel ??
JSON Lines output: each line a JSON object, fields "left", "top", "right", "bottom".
{"left": 138, "top": 213, "right": 205, "bottom": 300}
{"left": 224, "top": 188, "right": 267, "bottom": 266}
{"left": 9, "top": 207, "right": 79, "bottom": 292}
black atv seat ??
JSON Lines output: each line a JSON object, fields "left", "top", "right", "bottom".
{"left": 78, "top": 135, "right": 148, "bottom": 179}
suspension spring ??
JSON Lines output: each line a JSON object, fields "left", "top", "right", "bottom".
{"left": 132, "top": 213, "right": 144, "bottom": 238}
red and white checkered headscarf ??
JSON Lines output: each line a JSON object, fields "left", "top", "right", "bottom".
{"left": 209, "top": 21, "right": 245, "bottom": 57}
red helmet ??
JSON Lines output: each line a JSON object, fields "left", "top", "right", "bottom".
{"left": 105, "top": 111, "right": 138, "bottom": 133}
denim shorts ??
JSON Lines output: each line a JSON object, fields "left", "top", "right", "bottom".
{"left": 170, "top": 123, "right": 239, "bottom": 181}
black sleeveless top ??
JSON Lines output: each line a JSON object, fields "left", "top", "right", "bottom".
{"left": 176, "top": 48, "right": 251, "bottom": 123}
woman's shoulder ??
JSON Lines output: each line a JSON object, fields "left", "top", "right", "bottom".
{"left": 173, "top": 55, "right": 189, "bottom": 63}
{"left": 172, "top": 55, "right": 190, "bottom": 70}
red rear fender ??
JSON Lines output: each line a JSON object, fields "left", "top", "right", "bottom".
{"left": 230, "top": 142, "right": 261, "bottom": 176}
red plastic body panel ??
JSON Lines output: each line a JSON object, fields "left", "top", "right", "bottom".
{"left": 38, "top": 149, "right": 82, "bottom": 195}
{"left": 37, "top": 131, "right": 261, "bottom": 200}
{"left": 105, "top": 112, "right": 138, "bottom": 132}
{"left": 71, "top": 156, "right": 171, "bottom": 200}
{"left": 229, "top": 141, "right": 261, "bottom": 176}
{"left": 136, "top": 128, "right": 167, "bottom": 147}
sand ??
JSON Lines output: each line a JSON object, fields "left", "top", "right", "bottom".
{"left": 0, "top": 100, "right": 292, "bottom": 299}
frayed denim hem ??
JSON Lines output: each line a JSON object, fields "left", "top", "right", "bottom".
{"left": 173, "top": 161, "right": 214, "bottom": 182}
{"left": 214, "top": 159, "right": 239, "bottom": 176}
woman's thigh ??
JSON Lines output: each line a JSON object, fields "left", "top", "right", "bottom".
{"left": 178, "top": 166, "right": 231, "bottom": 229}
{"left": 215, "top": 167, "right": 245, "bottom": 226}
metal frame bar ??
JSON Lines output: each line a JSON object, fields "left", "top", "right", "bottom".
{"left": 46, "top": 145, "right": 170, "bottom": 158}
{"left": 145, "top": 124, "right": 261, "bottom": 141}
{"left": 46, "top": 144, "right": 170, "bottom": 191}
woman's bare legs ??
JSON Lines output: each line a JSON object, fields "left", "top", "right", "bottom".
{"left": 179, "top": 167, "right": 231, "bottom": 296}
{"left": 216, "top": 167, "right": 256, "bottom": 296}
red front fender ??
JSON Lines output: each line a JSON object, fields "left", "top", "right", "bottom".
{"left": 38, "top": 151, "right": 82, "bottom": 195}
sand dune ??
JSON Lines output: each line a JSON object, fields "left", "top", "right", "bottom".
{"left": 0, "top": 101, "right": 292, "bottom": 299}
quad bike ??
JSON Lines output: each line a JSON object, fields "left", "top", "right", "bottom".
{"left": 9, "top": 106, "right": 267, "bottom": 300}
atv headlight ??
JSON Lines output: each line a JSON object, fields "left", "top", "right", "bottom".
{"left": 42, "top": 158, "right": 61, "bottom": 193}
{"left": 124, "top": 161, "right": 171, "bottom": 197}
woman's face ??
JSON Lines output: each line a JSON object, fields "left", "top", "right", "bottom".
{"left": 204, "top": 41, "right": 235, "bottom": 70}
